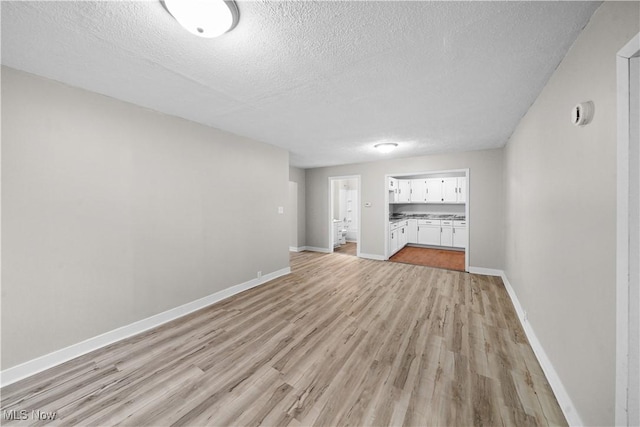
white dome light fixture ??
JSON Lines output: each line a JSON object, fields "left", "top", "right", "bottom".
{"left": 162, "top": 0, "right": 239, "bottom": 38}
{"left": 374, "top": 142, "right": 398, "bottom": 153}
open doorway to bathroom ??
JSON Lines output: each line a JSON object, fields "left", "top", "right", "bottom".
{"left": 329, "top": 176, "right": 361, "bottom": 257}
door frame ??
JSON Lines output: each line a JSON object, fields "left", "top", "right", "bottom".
{"left": 328, "top": 175, "right": 362, "bottom": 257}
{"left": 616, "top": 32, "right": 639, "bottom": 427}
{"left": 384, "top": 168, "right": 470, "bottom": 272}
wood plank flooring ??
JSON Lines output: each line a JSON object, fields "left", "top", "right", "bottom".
{"left": 333, "top": 242, "right": 357, "bottom": 256}
{"left": 390, "top": 246, "right": 465, "bottom": 272}
{"left": 1, "top": 251, "right": 566, "bottom": 426}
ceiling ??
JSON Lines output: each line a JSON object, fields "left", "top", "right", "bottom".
{"left": 1, "top": 1, "right": 601, "bottom": 168}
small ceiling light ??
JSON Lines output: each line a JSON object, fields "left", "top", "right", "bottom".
{"left": 162, "top": 0, "right": 239, "bottom": 38}
{"left": 374, "top": 143, "right": 398, "bottom": 153}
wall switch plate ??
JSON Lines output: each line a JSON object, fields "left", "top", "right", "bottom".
{"left": 278, "top": 206, "right": 284, "bottom": 214}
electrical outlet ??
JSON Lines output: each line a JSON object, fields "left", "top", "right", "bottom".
{"left": 257, "top": 271, "right": 262, "bottom": 279}
{"left": 523, "top": 310, "right": 528, "bottom": 322}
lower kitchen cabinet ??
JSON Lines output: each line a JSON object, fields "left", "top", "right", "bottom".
{"left": 407, "top": 219, "right": 418, "bottom": 244}
{"left": 389, "top": 229, "right": 398, "bottom": 254}
{"left": 399, "top": 223, "right": 408, "bottom": 247}
{"left": 440, "top": 220, "right": 453, "bottom": 247}
{"left": 417, "top": 220, "right": 440, "bottom": 245}
{"left": 453, "top": 220, "right": 467, "bottom": 248}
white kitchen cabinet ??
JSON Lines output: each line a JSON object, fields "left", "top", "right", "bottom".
{"left": 457, "top": 177, "right": 467, "bottom": 203}
{"left": 427, "top": 177, "right": 466, "bottom": 203}
{"left": 390, "top": 221, "right": 407, "bottom": 255}
{"left": 440, "top": 220, "right": 454, "bottom": 246}
{"left": 388, "top": 177, "right": 398, "bottom": 191}
{"left": 417, "top": 220, "right": 441, "bottom": 245}
{"left": 442, "top": 178, "right": 458, "bottom": 203}
{"left": 389, "top": 228, "right": 398, "bottom": 255}
{"left": 410, "top": 179, "right": 427, "bottom": 202}
{"left": 388, "top": 178, "right": 398, "bottom": 203}
{"left": 397, "top": 179, "right": 411, "bottom": 203}
{"left": 407, "top": 219, "right": 418, "bottom": 243}
{"left": 399, "top": 223, "right": 408, "bottom": 248}
{"left": 425, "top": 178, "right": 442, "bottom": 203}
{"left": 453, "top": 220, "right": 467, "bottom": 248}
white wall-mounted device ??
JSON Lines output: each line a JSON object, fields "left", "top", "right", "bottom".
{"left": 571, "top": 101, "right": 595, "bottom": 126}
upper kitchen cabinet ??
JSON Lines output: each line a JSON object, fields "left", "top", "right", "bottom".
{"left": 397, "top": 179, "right": 411, "bottom": 203}
{"left": 410, "top": 179, "right": 427, "bottom": 202}
{"left": 425, "top": 178, "right": 442, "bottom": 203}
{"left": 439, "top": 177, "right": 467, "bottom": 203}
{"left": 389, "top": 173, "right": 466, "bottom": 205}
{"left": 388, "top": 177, "right": 398, "bottom": 191}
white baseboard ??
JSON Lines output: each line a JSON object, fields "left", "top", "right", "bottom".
{"left": 468, "top": 266, "right": 503, "bottom": 276}
{"left": 0, "top": 267, "right": 291, "bottom": 388}
{"left": 500, "top": 272, "right": 583, "bottom": 426}
{"left": 359, "top": 253, "right": 385, "bottom": 261}
{"left": 289, "top": 246, "right": 303, "bottom": 252}
{"left": 302, "top": 246, "right": 331, "bottom": 253}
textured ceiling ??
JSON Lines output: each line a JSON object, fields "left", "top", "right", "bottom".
{"left": 1, "top": 1, "right": 601, "bottom": 168}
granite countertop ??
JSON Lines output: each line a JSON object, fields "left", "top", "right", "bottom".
{"left": 389, "top": 214, "right": 466, "bottom": 221}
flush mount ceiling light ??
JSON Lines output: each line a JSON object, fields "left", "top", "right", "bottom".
{"left": 162, "top": 0, "right": 239, "bottom": 38}
{"left": 374, "top": 143, "right": 398, "bottom": 153}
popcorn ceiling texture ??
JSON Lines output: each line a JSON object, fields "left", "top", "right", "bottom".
{"left": 1, "top": 1, "right": 600, "bottom": 168}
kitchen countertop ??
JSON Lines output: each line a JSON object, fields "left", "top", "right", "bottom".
{"left": 389, "top": 214, "right": 466, "bottom": 221}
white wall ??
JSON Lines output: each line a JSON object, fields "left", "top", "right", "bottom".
{"left": 289, "top": 166, "right": 306, "bottom": 249}
{"left": 502, "top": 2, "right": 640, "bottom": 425}
{"left": 1, "top": 67, "right": 290, "bottom": 369}
{"left": 305, "top": 149, "right": 503, "bottom": 268}
{"left": 288, "top": 181, "right": 298, "bottom": 249}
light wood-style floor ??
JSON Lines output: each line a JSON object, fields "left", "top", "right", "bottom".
{"left": 333, "top": 242, "right": 357, "bottom": 256}
{"left": 1, "top": 251, "right": 566, "bottom": 426}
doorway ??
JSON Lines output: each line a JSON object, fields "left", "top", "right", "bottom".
{"left": 328, "top": 176, "right": 361, "bottom": 257}
{"left": 616, "top": 33, "right": 639, "bottom": 427}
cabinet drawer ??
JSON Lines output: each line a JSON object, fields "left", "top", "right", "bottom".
{"left": 453, "top": 220, "right": 467, "bottom": 227}
{"left": 390, "top": 222, "right": 400, "bottom": 231}
{"left": 441, "top": 220, "right": 453, "bottom": 226}
{"left": 418, "top": 219, "right": 440, "bottom": 225}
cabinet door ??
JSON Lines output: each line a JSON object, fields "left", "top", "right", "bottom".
{"left": 388, "top": 177, "right": 398, "bottom": 191}
{"left": 417, "top": 225, "right": 441, "bottom": 245}
{"left": 410, "top": 179, "right": 426, "bottom": 202}
{"left": 389, "top": 230, "right": 397, "bottom": 255}
{"left": 407, "top": 219, "right": 418, "bottom": 244}
{"left": 397, "top": 179, "right": 411, "bottom": 203}
{"left": 453, "top": 227, "right": 467, "bottom": 248}
{"left": 441, "top": 225, "right": 453, "bottom": 247}
{"left": 425, "top": 178, "right": 442, "bottom": 203}
{"left": 457, "top": 177, "right": 467, "bottom": 203}
{"left": 400, "top": 226, "right": 408, "bottom": 248}
{"left": 442, "top": 178, "right": 458, "bottom": 203}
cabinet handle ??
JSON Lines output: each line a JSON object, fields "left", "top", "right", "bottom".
{"left": 455, "top": 188, "right": 458, "bottom": 193}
